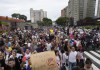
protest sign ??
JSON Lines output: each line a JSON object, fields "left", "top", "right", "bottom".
{"left": 30, "top": 51, "right": 59, "bottom": 70}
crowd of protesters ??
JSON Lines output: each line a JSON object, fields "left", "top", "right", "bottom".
{"left": 0, "top": 26, "right": 100, "bottom": 70}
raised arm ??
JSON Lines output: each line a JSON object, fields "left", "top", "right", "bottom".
{"left": 67, "top": 42, "right": 71, "bottom": 52}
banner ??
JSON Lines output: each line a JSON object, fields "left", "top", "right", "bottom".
{"left": 30, "top": 51, "right": 59, "bottom": 70}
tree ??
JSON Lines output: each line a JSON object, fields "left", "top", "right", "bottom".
{"left": 11, "top": 13, "right": 27, "bottom": 21}
{"left": 42, "top": 18, "right": 52, "bottom": 26}
{"left": 85, "top": 17, "right": 93, "bottom": 20}
{"left": 37, "top": 21, "right": 44, "bottom": 26}
{"left": 56, "top": 17, "right": 69, "bottom": 26}
{"left": 77, "top": 17, "right": 96, "bottom": 26}
{"left": 11, "top": 13, "right": 20, "bottom": 19}
{"left": 19, "top": 15, "right": 27, "bottom": 21}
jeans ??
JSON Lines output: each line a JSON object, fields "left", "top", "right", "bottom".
{"left": 61, "top": 63, "right": 66, "bottom": 70}
{"left": 68, "top": 62, "right": 76, "bottom": 70}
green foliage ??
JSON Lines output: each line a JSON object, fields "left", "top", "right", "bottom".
{"left": 84, "top": 17, "right": 94, "bottom": 22}
{"left": 37, "top": 21, "right": 44, "bottom": 26}
{"left": 37, "top": 18, "right": 52, "bottom": 26}
{"left": 0, "top": 21, "right": 9, "bottom": 34}
{"left": 82, "top": 25, "right": 99, "bottom": 29}
{"left": 56, "top": 17, "right": 69, "bottom": 26}
{"left": 11, "top": 13, "right": 27, "bottom": 21}
{"left": 77, "top": 17, "right": 97, "bottom": 26}
{"left": 84, "top": 17, "right": 93, "bottom": 20}
{"left": 19, "top": 15, "right": 27, "bottom": 21}
{"left": 0, "top": 21, "right": 8, "bottom": 25}
{"left": 11, "top": 13, "right": 20, "bottom": 19}
{"left": 43, "top": 18, "right": 52, "bottom": 26}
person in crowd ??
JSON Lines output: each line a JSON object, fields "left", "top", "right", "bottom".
{"left": 76, "top": 49, "right": 84, "bottom": 69}
{"left": 22, "top": 48, "right": 31, "bottom": 67}
{"left": 84, "top": 58, "right": 93, "bottom": 70}
{"left": 60, "top": 50, "right": 68, "bottom": 70}
{"left": 72, "top": 66, "right": 80, "bottom": 70}
{"left": 63, "top": 39, "right": 68, "bottom": 52}
{"left": 10, "top": 50, "right": 22, "bottom": 59}
{"left": 0, "top": 26, "right": 99, "bottom": 70}
{"left": 45, "top": 40, "right": 52, "bottom": 51}
{"left": 0, "top": 51, "right": 5, "bottom": 70}
{"left": 0, "top": 37, "right": 4, "bottom": 47}
{"left": 20, "top": 62, "right": 26, "bottom": 70}
{"left": 0, "top": 49, "right": 21, "bottom": 70}
{"left": 67, "top": 46, "right": 78, "bottom": 70}
{"left": 55, "top": 50, "right": 61, "bottom": 70}
{"left": 5, "top": 58, "right": 17, "bottom": 70}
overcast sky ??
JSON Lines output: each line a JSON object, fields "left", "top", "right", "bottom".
{"left": 0, "top": 0, "right": 98, "bottom": 21}
{"left": 0, "top": 0, "right": 68, "bottom": 21}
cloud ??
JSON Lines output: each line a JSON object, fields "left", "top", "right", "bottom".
{"left": 0, "top": 0, "right": 68, "bottom": 20}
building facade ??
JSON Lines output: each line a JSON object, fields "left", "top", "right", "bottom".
{"left": 68, "top": 0, "right": 80, "bottom": 25}
{"left": 30, "top": 8, "right": 47, "bottom": 23}
{"left": 66, "top": 0, "right": 96, "bottom": 25}
{"left": 97, "top": 0, "right": 100, "bottom": 18}
{"left": 61, "top": 7, "right": 67, "bottom": 17}
{"left": 0, "top": 16, "right": 25, "bottom": 30}
{"left": 79, "top": 0, "right": 84, "bottom": 19}
{"left": 83, "top": 0, "right": 96, "bottom": 18}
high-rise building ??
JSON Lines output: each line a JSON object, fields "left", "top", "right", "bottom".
{"left": 30, "top": 8, "right": 47, "bottom": 23}
{"left": 83, "top": 0, "right": 96, "bottom": 18}
{"left": 97, "top": 0, "right": 100, "bottom": 17}
{"left": 61, "top": 6, "right": 69, "bottom": 17}
{"left": 68, "top": 0, "right": 80, "bottom": 25}
{"left": 66, "top": 6, "right": 69, "bottom": 17}
{"left": 79, "top": 0, "right": 84, "bottom": 19}
{"left": 44, "top": 11, "right": 47, "bottom": 18}
{"left": 68, "top": 0, "right": 74, "bottom": 18}
{"left": 67, "top": 0, "right": 96, "bottom": 25}
{"left": 61, "top": 7, "right": 67, "bottom": 17}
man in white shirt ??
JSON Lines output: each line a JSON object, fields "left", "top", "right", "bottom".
{"left": 46, "top": 41, "right": 52, "bottom": 51}
{"left": 68, "top": 47, "right": 77, "bottom": 70}
{"left": 10, "top": 50, "right": 23, "bottom": 59}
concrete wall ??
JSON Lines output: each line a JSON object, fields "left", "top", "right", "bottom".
{"left": 17, "top": 22, "right": 38, "bottom": 30}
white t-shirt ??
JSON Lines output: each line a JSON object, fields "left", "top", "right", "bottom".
{"left": 28, "top": 43, "right": 31, "bottom": 47}
{"left": 10, "top": 53, "right": 23, "bottom": 58}
{"left": 61, "top": 53, "right": 68, "bottom": 64}
{"left": 68, "top": 51, "right": 77, "bottom": 63}
{"left": 56, "top": 56, "right": 61, "bottom": 68}
{"left": 77, "top": 52, "right": 84, "bottom": 59}
{"left": 25, "top": 53, "right": 31, "bottom": 59}
{"left": 32, "top": 35, "right": 36, "bottom": 39}
{"left": 46, "top": 43, "right": 52, "bottom": 51}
